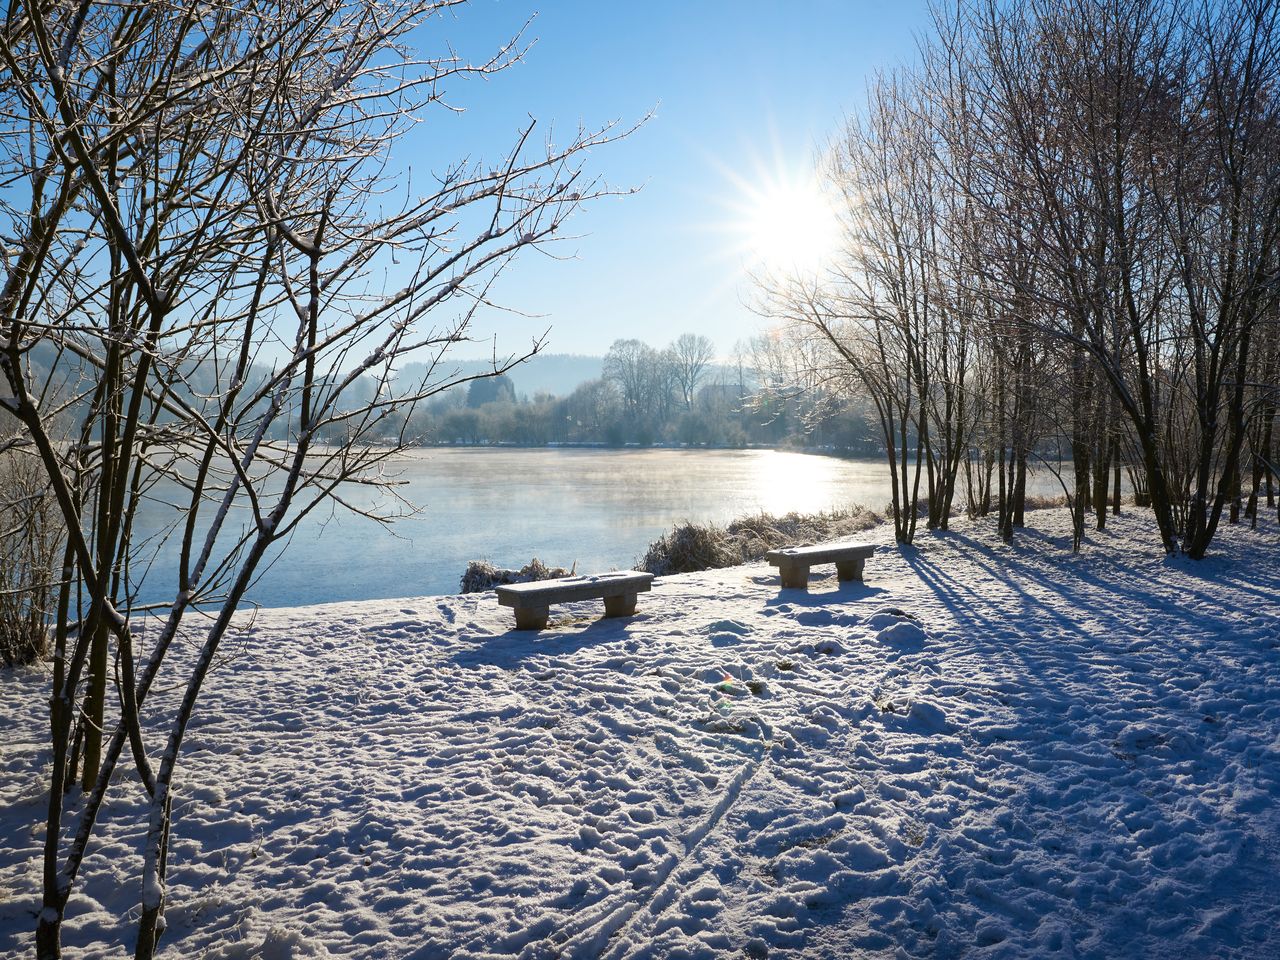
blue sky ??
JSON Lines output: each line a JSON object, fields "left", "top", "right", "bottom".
{"left": 409, "top": 1, "right": 931, "bottom": 360}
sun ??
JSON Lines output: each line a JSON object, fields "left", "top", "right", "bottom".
{"left": 740, "top": 172, "right": 842, "bottom": 276}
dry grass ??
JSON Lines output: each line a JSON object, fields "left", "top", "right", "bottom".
{"left": 1, "top": 445, "right": 60, "bottom": 667}
{"left": 1022, "top": 494, "right": 1070, "bottom": 510}
{"left": 639, "top": 506, "right": 882, "bottom": 576}
{"left": 460, "top": 557, "right": 575, "bottom": 593}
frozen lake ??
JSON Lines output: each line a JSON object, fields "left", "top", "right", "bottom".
{"left": 134, "top": 448, "right": 1081, "bottom": 607}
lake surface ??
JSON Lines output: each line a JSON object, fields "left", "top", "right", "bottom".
{"left": 133, "top": 448, "right": 1084, "bottom": 608}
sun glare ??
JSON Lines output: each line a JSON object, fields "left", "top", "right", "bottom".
{"left": 741, "top": 174, "right": 842, "bottom": 276}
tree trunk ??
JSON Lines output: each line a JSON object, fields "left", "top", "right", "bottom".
{"left": 1111, "top": 436, "right": 1122, "bottom": 515}
{"left": 981, "top": 446, "right": 994, "bottom": 515}
{"left": 997, "top": 384, "right": 1012, "bottom": 542}
{"left": 1259, "top": 403, "right": 1275, "bottom": 509}
{"left": 1012, "top": 453, "right": 1027, "bottom": 528}
{"left": 36, "top": 915, "right": 61, "bottom": 960}
{"left": 80, "top": 618, "right": 108, "bottom": 789}
{"left": 1247, "top": 444, "right": 1261, "bottom": 528}
{"left": 1094, "top": 434, "right": 1110, "bottom": 531}
{"left": 998, "top": 443, "right": 1012, "bottom": 542}
{"left": 1228, "top": 455, "right": 1242, "bottom": 525}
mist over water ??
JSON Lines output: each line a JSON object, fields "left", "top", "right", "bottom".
{"left": 130, "top": 448, "right": 1094, "bottom": 608}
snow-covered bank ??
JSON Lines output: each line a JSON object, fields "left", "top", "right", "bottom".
{"left": 2, "top": 509, "right": 1279, "bottom": 958}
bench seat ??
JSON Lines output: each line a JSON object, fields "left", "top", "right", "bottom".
{"left": 765, "top": 543, "right": 875, "bottom": 589}
{"left": 496, "top": 571, "right": 655, "bottom": 630}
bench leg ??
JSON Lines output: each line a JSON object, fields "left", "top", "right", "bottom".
{"left": 603, "top": 593, "right": 638, "bottom": 618}
{"left": 835, "top": 558, "right": 866, "bottom": 582}
{"left": 513, "top": 606, "right": 550, "bottom": 630}
{"left": 779, "top": 562, "right": 809, "bottom": 589}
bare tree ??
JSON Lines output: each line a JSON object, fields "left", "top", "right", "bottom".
{"left": 669, "top": 332, "right": 716, "bottom": 408}
{"left": 760, "top": 0, "right": 1279, "bottom": 558}
{"left": 946, "top": 0, "right": 1179, "bottom": 549}
{"left": 0, "top": 2, "right": 627, "bottom": 956}
{"left": 563, "top": 377, "right": 621, "bottom": 439}
{"left": 603, "top": 337, "right": 673, "bottom": 438}
{"left": 757, "top": 70, "right": 975, "bottom": 542}
{"left": 1157, "top": 0, "right": 1280, "bottom": 555}
{"left": 948, "top": 0, "right": 1280, "bottom": 556}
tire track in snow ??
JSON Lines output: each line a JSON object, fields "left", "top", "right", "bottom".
{"left": 548, "top": 730, "right": 771, "bottom": 960}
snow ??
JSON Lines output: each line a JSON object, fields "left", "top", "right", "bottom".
{"left": 2, "top": 508, "right": 1279, "bottom": 958}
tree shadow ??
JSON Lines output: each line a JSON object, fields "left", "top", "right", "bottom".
{"left": 762, "top": 576, "right": 889, "bottom": 610}
{"left": 949, "top": 516, "right": 1274, "bottom": 643}
{"left": 450, "top": 608, "right": 651, "bottom": 668}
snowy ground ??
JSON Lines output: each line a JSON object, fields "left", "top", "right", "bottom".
{"left": 2, "top": 508, "right": 1279, "bottom": 959}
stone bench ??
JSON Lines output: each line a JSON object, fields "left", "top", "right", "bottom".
{"left": 496, "top": 571, "right": 655, "bottom": 630}
{"left": 765, "top": 543, "right": 876, "bottom": 589}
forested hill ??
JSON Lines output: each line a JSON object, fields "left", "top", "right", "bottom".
{"left": 398, "top": 354, "right": 605, "bottom": 399}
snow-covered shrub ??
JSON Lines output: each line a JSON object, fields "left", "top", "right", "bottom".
{"left": 639, "top": 506, "right": 882, "bottom": 575}
{"left": 459, "top": 557, "right": 573, "bottom": 593}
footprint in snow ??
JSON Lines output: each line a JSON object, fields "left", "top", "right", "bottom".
{"left": 705, "top": 619, "right": 751, "bottom": 635}
{"left": 707, "top": 620, "right": 752, "bottom": 647}
{"left": 881, "top": 698, "right": 951, "bottom": 733}
{"left": 795, "top": 609, "right": 863, "bottom": 629}
{"left": 876, "top": 620, "right": 928, "bottom": 648}
{"left": 866, "top": 607, "right": 923, "bottom": 630}
{"left": 710, "top": 631, "right": 745, "bottom": 647}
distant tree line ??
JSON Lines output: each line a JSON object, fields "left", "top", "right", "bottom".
{"left": 7, "top": 332, "right": 885, "bottom": 453}
{"left": 760, "top": 0, "right": 1280, "bottom": 557}
{"left": 391, "top": 334, "right": 883, "bottom": 452}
